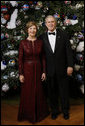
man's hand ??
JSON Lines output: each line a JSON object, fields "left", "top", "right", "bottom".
{"left": 67, "top": 67, "right": 73, "bottom": 76}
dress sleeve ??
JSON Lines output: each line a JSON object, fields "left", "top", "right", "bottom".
{"left": 18, "top": 40, "right": 24, "bottom": 75}
{"left": 41, "top": 41, "right": 46, "bottom": 73}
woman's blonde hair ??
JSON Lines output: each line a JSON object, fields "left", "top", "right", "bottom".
{"left": 25, "top": 21, "right": 37, "bottom": 32}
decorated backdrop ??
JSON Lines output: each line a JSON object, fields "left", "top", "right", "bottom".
{"left": 1, "top": 1, "right": 84, "bottom": 97}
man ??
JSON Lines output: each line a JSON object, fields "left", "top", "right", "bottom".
{"left": 39, "top": 15, "right": 74, "bottom": 120}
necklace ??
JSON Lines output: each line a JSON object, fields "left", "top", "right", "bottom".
{"left": 27, "top": 37, "right": 37, "bottom": 42}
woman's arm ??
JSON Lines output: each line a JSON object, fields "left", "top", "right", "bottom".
{"left": 41, "top": 41, "right": 46, "bottom": 81}
{"left": 18, "top": 41, "right": 24, "bottom": 83}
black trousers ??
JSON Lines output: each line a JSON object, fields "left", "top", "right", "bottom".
{"left": 47, "top": 74, "right": 69, "bottom": 114}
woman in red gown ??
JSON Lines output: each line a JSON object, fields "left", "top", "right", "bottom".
{"left": 18, "top": 21, "right": 49, "bottom": 123}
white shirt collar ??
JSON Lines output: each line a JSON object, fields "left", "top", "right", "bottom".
{"left": 48, "top": 29, "right": 56, "bottom": 34}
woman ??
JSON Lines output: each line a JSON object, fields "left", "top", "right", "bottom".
{"left": 18, "top": 21, "right": 49, "bottom": 123}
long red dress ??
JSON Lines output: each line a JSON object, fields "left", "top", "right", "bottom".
{"left": 18, "top": 39, "right": 49, "bottom": 123}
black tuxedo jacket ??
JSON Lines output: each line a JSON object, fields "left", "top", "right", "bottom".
{"left": 39, "top": 29, "right": 74, "bottom": 77}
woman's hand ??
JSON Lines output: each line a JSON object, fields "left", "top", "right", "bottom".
{"left": 19, "top": 75, "right": 24, "bottom": 83}
{"left": 41, "top": 73, "right": 46, "bottom": 81}
{"left": 67, "top": 67, "right": 73, "bottom": 76}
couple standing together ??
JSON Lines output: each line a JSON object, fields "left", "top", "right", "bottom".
{"left": 18, "top": 15, "right": 73, "bottom": 123}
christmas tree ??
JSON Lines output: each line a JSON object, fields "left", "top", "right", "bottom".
{"left": 1, "top": 1, "right": 84, "bottom": 97}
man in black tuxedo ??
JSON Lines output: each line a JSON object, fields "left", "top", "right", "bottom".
{"left": 40, "top": 15, "right": 74, "bottom": 120}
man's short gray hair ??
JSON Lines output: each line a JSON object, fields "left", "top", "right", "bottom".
{"left": 45, "top": 15, "right": 57, "bottom": 23}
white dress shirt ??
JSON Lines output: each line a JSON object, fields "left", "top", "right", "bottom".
{"left": 48, "top": 29, "right": 56, "bottom": 53}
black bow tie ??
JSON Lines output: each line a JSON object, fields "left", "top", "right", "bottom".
{"left": 48, "top": 32, "right": 55, "bottom": 35}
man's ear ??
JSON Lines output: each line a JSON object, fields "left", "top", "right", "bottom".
{"left": 45, "top": 22, "right": 47, "bottom": 27}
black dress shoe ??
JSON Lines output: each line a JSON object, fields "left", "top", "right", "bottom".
{"left": 51, "top": 112, "right": 60, "bottom": 120}
{"left": 51, "top": 113, "right": 58, "bottom": 120}
{"left": 63, "top": 113, "right": 69, "bottom": 120}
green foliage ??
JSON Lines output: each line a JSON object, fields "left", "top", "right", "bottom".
{"left": 1, "top": 1, "right": 84, "bottom": 96}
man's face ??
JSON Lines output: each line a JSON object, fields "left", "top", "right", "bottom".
{"left": 45, "top": 17, "right": 56, "bottom": 32}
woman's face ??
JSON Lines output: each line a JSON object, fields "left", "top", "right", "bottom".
{"left": 28, "top": 25, "right": 37, "bottom": 37}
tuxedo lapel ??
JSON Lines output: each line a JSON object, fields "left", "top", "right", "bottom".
{"left": 54, "top": 29, "right": 61, "bottom": 53}
{"left": 45, "top": 32, "right": 53, "bottom": 53}
{"left": 54, "top": 31, "right": 57, "bottom": 53}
